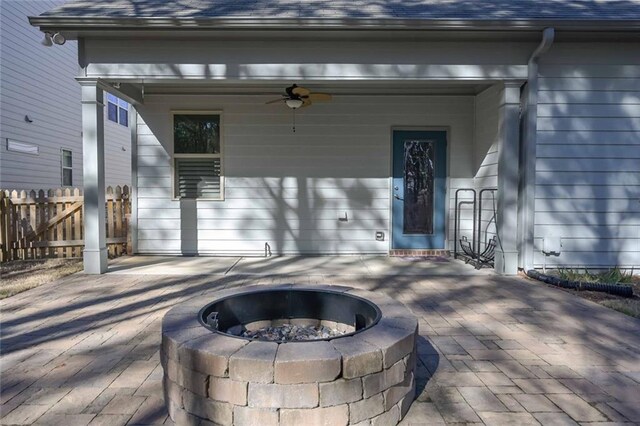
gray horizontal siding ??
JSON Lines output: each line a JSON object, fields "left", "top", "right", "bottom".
{"left": 533, "top": 251, "right": 639, "bottom": 268}
{"left": 135, "top": 94, "right": 475, "bottom": 255}
{"left": 0, "top": 0, "right": 130, "bottom": 190}
{"left": 535, "top": 45, "right": 640, "bottom": 269}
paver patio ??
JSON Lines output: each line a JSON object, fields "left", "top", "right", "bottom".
{"left": 1, "top": 256, "right": 639, "bottom": 425}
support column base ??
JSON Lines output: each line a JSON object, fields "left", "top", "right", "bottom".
{"left": 84, "top": 248, "right": 108, "bottom": 274}
{"left": 494, "top": 249, "right": 519, "bottom": 275}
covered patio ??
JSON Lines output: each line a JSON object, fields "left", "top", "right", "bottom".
{"left": 1, "top": 263, "right": 639, "bottom": 424}
{"left": 76, "top": 77, "right": 525, "bottom": 276}
{"left": 29, "top": 14, "right": 536, "bottom": 276}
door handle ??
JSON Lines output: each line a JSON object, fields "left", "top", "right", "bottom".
{"left": 394, "top": 194, "right": 404, "bottom": 201}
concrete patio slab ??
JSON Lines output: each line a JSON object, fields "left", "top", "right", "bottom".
{"left": 361, "top": 255, "right": 491, "bottom": 276}
{"left": 107, "top": 255, "right": 487, "bottom": 277}
{"left": 108, "top": 256, "right": 240, "bottom": 275}
{"left": 232, "top": 255, "right": 370, "bottom": 276}
{"left": 1, "top": 259, "right": 639, "bottom": 425}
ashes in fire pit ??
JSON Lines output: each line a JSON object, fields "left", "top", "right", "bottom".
{"left": 241, "top": 324, "right": 345, "bottom": 341}
{"left": 199, "top": 287, "right": 379, "bottom": 342}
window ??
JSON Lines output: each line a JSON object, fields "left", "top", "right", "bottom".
{"left": 173, "top": 113, "right": 223, "bottom": 199}
{"left": 61, "top": 149, "right": 73, "bottom": 186}
{"left": 107, "top": 93, "right": 129, "bottom": 127}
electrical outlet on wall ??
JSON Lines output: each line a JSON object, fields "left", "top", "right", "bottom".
{"left": 543, "top": 237, "right": 562, "bottom": 256}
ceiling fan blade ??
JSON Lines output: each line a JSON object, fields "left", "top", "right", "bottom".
{"left": 301, "top": 98, "right": 313, "bottom": 108}
{"left": 308, "top": 93, "right": 332, "bottom": 102}
{"left": 292, "top": 86, "right": 311, "bottom": 97}
{"left": 265, "top": 98, "right": 284, "bottom": 104}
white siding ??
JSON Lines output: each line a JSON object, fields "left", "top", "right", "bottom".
{"left": 471, "top": 85, "right": 501, "bottom": 253}
{"left": 0, "top": 0, "right": 131, "bottom": 190}
{"left": 535, "top": 43, "right": 640, "bottom": 268}
{"left": 135, "top": 94, "right": 474, "bottom": 255}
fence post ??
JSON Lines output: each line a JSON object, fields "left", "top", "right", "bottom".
{"left": 123, "top": 185, "right": 132, "bottom": 255}
{"left": 73, "top": 188, "right": 82, "bottom": 258}
{"left": 10, "top": 190, "right": 18, "bottom": 260}
{"left": 18, "top": 190, "right": 27, "bottom": 260}
{"left": 38, "top": 190, "right": 46, "bottom": 259}
{"left": 0, "top": 191, "right": 7, "bottom": 262}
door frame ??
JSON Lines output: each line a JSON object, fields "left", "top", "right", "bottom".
{"left": 389, "top": 126, "right": 451, "bottom": 252}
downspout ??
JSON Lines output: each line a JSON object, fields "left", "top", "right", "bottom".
{"left": 521, "top": 27, "right": 555, "bottom": 271}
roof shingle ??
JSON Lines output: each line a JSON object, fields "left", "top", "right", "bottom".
{"left": 39, "top": 0, "right": 640, "bottom": 21}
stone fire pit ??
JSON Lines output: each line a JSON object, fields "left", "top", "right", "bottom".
{"left": 161, "top": 284, "right": 418, "bottom": 426}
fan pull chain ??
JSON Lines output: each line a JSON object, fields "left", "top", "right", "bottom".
{"left": 292, "top": 109, "right": 296, "bottom": 133}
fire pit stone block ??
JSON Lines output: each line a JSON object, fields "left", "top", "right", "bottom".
{"left": 274, "top": 341, "right": 342, "bottom": 384}
{"left": 179, "top": 333, "right": 248, "bottom": 377}
{"left": 280, "top": 405, "right": 349, "bottom": 426}
{"left": 248, "top": 382, "right": 319, "bottom": 408}
{"left": 229, "top": 341, "right": 278, "bottom": 383}
{"left": 332, "top": 337, "right": 383, "bottom": 378}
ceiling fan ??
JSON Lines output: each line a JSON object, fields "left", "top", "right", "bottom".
{"left": 266, "top": 84, "right": 332, "bottom": 109}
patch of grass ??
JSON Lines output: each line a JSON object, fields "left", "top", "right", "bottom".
{"left": 600, "top": 299, "right": 640, "bottom": 319}
{"left": 538, "top": 268, "right": 639, "bottom": 319}
{"left": 556, "top": 267, "right": 635, "bottom": 284}
{"left": 0, "top": 258, "right": 83, "bottom": 299}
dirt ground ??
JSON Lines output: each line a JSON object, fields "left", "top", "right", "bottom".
{"left": 579, "top": 278, "right": 640, "bottom": 319}
{"left": 0, "top": 258, "right": 83, "bottom": 299}
{"left": 524, "top": 272, "right": 640, "bottom": 319}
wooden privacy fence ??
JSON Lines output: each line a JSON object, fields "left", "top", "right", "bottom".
{"left": 0, "top": 185, "right": 131, "bottom": 263}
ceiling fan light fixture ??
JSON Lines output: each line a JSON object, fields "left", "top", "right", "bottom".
{"left": 285, "top": 99, "right": 303, "bottom": 109}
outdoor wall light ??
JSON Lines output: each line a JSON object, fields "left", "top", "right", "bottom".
{"left": 285, "top": 99, "right": 303, "bottom": 109}
{"left": 52, "top": 32, "right": 66, "bottom": 45}
{"left": 41, "top": 33, "right": 53, "bottom": 46}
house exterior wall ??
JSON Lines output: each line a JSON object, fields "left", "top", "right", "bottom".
{"left": 0, "top": 0, "right": 131, "bottom": 190}
{"left": 535, "top": 43, "right": 640, "bottom": 269}
{"left": 24, "top": 26, "right": 638, "bottom": 268}
{"left": 134, "top": 94, "right": 475, "bottom": 255}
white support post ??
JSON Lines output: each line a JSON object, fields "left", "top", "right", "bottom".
{"left": 495, "top": 83, "right": 522, "bottom": 275}
{"left": 80, "top": 80, "right": 107, "bottom": 274}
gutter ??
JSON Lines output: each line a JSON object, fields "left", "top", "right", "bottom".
{"left": 28, "top": 16, "right": 640, "bottom": 33}
{"left": 520, "top": 27, "right": 555, "bottom": 271}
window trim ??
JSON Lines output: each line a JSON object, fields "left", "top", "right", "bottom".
{"left": 61, "top": 148, "right": 73, "bottom": 187}
{"left": 171, "top": 110, "right": 224, "bottom": 201}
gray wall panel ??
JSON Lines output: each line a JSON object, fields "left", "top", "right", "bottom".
{"left": 535, "top": 43, "right": 640, "bottom": 269}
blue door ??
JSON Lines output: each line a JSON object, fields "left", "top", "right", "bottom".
{"left": 392, "top": 130, "right": 447, "bottom": 249}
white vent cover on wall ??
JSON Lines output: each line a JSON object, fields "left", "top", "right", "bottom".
{"left": 175, "top": 158, "right": 221, "bottom": 199}
{"left": 6, "top": 139, "right": 39, "bottom": 155}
